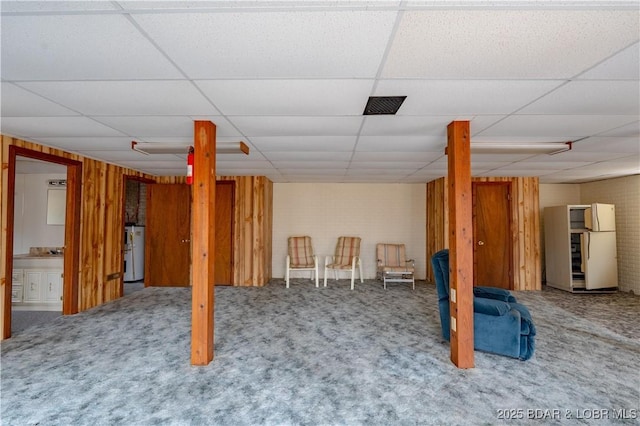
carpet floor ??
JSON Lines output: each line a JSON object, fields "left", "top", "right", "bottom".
{"left": 1, "top": 279, "right": 638, "bottom": 425}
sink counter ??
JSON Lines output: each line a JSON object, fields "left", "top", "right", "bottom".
{"left": 13, "top": 255, "right": 64, "bottom": 269}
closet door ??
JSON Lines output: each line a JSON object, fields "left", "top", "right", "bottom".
{"left": 473, "top": 182, "right": 513, "bottom": 290}
{"left": 146, "top": 184, "right": 191, "bottom": 287}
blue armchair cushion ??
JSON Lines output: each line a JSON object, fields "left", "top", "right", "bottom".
{"left": 431, "top": 249, "right": 536, "bottom": 361}
{"left": 473, "top": 297, "right": 511, "bottom": 316}
{"left": 473, "top": 286, "right": 517, "bottom": 303}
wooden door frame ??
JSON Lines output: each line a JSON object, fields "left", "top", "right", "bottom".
{"left": 216, "top": 180, "right": 235, "bottom": 286}
{"left": 3, "top": 146, "right": 82, "bottom": 338}
{"left": 120, "top": 175, "right": 155, "bottom": 296}
{"left": 472, "top": 181, "right": 514, "bottom": 289}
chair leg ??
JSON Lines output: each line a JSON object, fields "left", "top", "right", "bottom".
{"left": 350, "top": 270, "right": 355, "bottom": 290}
{"left": 324, "top": 267, "right": 328, "bottom": 287}
{"left": 285, "top": 267, "right": 290, "bottom": 289}
{"left": 314, "top": 267, "right": 319, "bottom": 288}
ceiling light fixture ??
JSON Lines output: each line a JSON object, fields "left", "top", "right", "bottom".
{"left": 445, "top": 141, "right": 572, "bottom": 156}
{"left": 131, "top": 141, "right": 249, "bottom": 155}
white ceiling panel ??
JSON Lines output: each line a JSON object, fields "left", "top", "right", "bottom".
{"left": 35, "top": 137, "right": 135, "bottom": 152}
{"left": 477, "top": 115, "right": 639, "bottom": 138}
{"left": 263, "top": 151, "right": 352, "bottom": 161}
{"left": 497, "top": 161, "right": 592, "bottom": 170}
{"left": 520, "top": 150, "right": 630, "bottom": 162}
{"left": 520, "top": 81, "right": 640, "bottom": 115}
{"left": 93, "top": 116, "right": 239, "bottom": 139}
{"left": 195, "top": 80, "right": 375, "bottom": 116}
{"left": 18, "top": 82, "right": 219, "bottom": 116}
{"left": 1, "top": 2, "right": 119, "bottom": 12}
{"left": 376, "top": 80, "right": 563, "bottom": 115}
{"left": 349, "top": 161, "right": 427, "bottom": 169}
{"left": 356, "top": 135, "right": 445, "bottom": 152}
{"left": 281, "top": 168, "right": 347, "bottom": 176}
{"left": 1, "top": 117, "right": 125, "bottom": 138}
{"left": 383, "top": 10, "right": 640, "bottom": 79}
{"left": 360, "top": 116, "right": 458, "bottom": 137}
{"left": 250, "top": 136, "right": 357, "bottom": 152}
{"left": 1, "top": 83, "right": 79, "bottom": 117}
{"left": 132, "top": 10, "right": 397, "bottom": 78}
{"left": 351, "top": 151, "right": 442, "bottom": 162}
{"left": 578, "top": 42, "right": 640, "bottom": 80}
{"left": 597, "top": 121, "right": 640, "bottom": 137}
{"left": 273, "top": 161, "right": 350, "bottom": 169}
{"left": 571, "top": 137, "right": 640, "bottom": 153}
{"left": 231, "top": 117, "right": 363, "bottom": 137}
{"left": 1, "top": 15, "right": 182, "bottom": 80}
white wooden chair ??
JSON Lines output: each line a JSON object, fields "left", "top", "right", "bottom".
{"left": 376, "top": 243, "right": 415, "bottom": 289}
{"left": 285, "top": 236, "right": 318, "bottom": 288}
{"left": 324, "top": 236, "right": 363, "bottom": 290}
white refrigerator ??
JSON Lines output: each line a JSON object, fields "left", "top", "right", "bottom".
{"left": 124, "top": 225, "right": 145, "bottom": 282}
{"left": 544, "top": 203, "right": 618, "bottom": 292}
{"left": 581, "top": 204, "right": 617, "bottom": 290}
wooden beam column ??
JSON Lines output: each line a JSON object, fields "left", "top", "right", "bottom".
{"left": 446, "top": 121, "right": 474, "bottom": 368}
{"left": 191, "top": 121, "right": 216, "bottom": 365}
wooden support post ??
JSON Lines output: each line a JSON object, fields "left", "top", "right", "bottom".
{"left": 446, "top": 121, "right": 474, "bottom": 369}
{"left": 191, "top": 120, "right": 216, "bottom": 365}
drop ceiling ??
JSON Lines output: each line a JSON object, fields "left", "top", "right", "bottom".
{"left": 2, "top": 1, "right": 639, "bottom": 184}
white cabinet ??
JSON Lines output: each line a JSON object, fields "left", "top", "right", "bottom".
{"left": 11, "top": 269, "right": 23, "bottom": 303}
{"left": 12, "top": 268, "right": 63, "bottom": 310}
{"left": 544, "top": 204, "right": 618, "bottom": 293}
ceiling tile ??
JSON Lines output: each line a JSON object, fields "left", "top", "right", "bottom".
{"left": 571, "top": 137, "right": 640, "bottom": 153}
{"left": 273, "top": 161, "right": 350, "bottom": 169}
{"left": 92, "top": 116, "right": 238, "bottom": 139}
{"left": 360, "top": 116, "right": 458, "bottom": 137}
{"left": 133, "top": 10, "right": 397, "bottom": 78}
{"left": 597, "top": 120, "right": 640, "bottom": 137}
{"left": 263, "top": 151, "right": 352, "bottom": 161}
{"left": 520, "top": 81, "right": 640, "bottom": 115}
{"left": 18, "top": 81, "right": 219, "bottom": 116}
{"left": 476, "top": 115, "right": 638, "bottom": 138}
{"left": 1, "top": 83, "right": 79, "bottom": 117}
{"left": 351, "top": 151, "right": 442, "bottom": 162}
{"left": 383, "top": 10, "right": 640, "bottom": 79}
{"left": 356, "top": 135, "right": 445, "bottom": 152}
{"left": 250, "top": 136, "right": 357, "bottom": 152}
{"left": 1, "top": 15, "right": 182, "bottom": 80}
{"left": 35, "top": 137, "right": 135, "bottom": 152}
{"left": 375, "top": 80, "right": 563, "bottom": 115}
{"left": 350, "top": 161, "right": 427, "bottom": 169}
{"left": 577, "top": 42, "right": 640, "bottom": 80}
{"left": 230, "top": 117, "right": 363, "bottom": 137}
{"left": 1, "top": 117, "right": 125, "bottom": 138}
{"left": 195, "top": 80, "right": 375, "bottom": 115}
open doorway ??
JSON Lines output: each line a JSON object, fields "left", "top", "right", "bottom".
{"left": 122, "top": 176, "right": 153, "bottom": 296}
{"left": 11, "top": 157, "right": 66, "bottom": 332}
{"left": 3, "top": 146, "right": 81, "bottom": 339}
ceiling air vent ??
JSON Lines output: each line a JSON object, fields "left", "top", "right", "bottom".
{"left": 363, "top": 96, "right": 406, "bottom": 115}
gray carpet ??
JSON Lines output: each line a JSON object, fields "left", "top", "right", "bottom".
{"left": 1, "top": 280, "right": 638, "bottom": 425}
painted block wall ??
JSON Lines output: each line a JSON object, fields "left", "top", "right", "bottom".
{"left": 580, "top": 175, "right": 640, "bottom": 294}
{"left": 13, "top": 173, "right": 66, "bottom": 254}
{"left": 273, "top": 183, "right": 426, "bottom": 281}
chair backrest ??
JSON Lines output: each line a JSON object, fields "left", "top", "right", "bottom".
{"left": 288, "top": 236, "right": 315, "bottom": 267}
{"left": 431, "top": 249, "right": 451, "bottom": 340}
{"left": 377, "top": 243, "right": 407, "bottom": 267}
{"left": 333, "top": 237, "right": 361, "bottom": 266}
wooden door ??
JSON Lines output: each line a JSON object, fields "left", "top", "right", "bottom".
{"left": 146, "top": 184, "right": 191, "bottom": 287}
{"left": 215, "top": 181, "right": 234, "bottom": 285}
{"left": 472, "top": 182, "right": 512, "bottom": 289}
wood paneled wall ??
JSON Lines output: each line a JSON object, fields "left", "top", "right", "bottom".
{"left": 2, "top": 136, "right": 274, "bottom": 339}
{"left": 218, "top": 176, "right": 273, "bottom": 286}
{"left": 426, "top": 176, "right": 541, "bottom": 290}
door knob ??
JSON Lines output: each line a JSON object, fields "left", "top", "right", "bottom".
{"left": 478, "top": 240, "right": 485, "bottom": 246}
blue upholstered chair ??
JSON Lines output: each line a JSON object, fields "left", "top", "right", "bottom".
{"left": 431, "top": 249, "right": 536, "bottom": 360}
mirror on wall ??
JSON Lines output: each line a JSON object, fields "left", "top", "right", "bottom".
{"left": 46, "top": 189, "right": 66, "bottom": 225}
